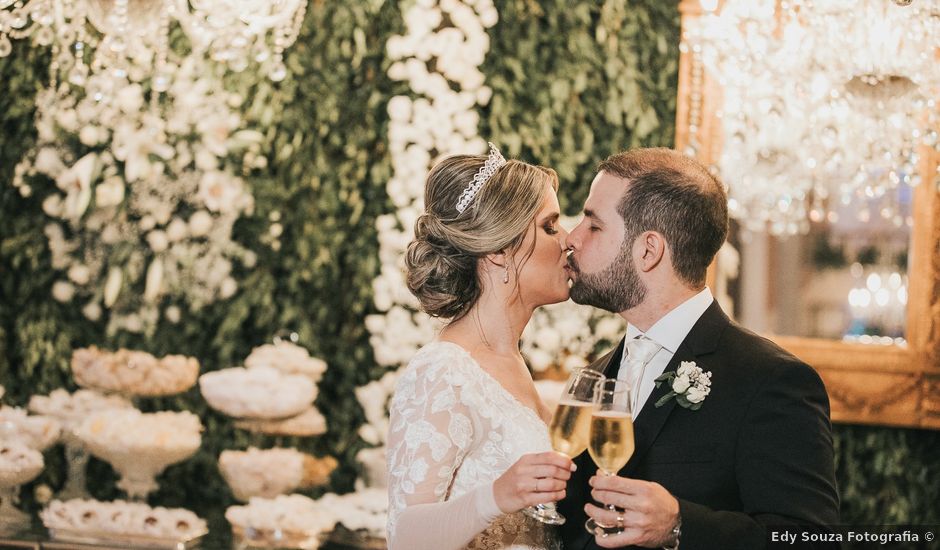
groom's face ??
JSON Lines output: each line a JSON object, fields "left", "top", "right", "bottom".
{"left": 565, "top": 172, "right": 647, "bottom": 313}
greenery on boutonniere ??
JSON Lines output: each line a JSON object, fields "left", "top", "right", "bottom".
{"left": 655, "top": 361, "right": 712, "bottom": 410}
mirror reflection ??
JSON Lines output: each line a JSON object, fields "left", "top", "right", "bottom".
{"left": 715, "top": 190, "right": 913, "bottom": 344}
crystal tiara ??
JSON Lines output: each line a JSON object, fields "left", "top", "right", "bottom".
{"left": 455, "top": 142, "right": 507, "bottom": 213}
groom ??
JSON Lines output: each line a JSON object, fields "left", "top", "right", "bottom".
{"left": 557, "top": 148, "right": 839, "bottom": 549}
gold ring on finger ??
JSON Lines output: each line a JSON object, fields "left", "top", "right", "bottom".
{"left": 616, "top": 514, "right": 624, "bottom": 526}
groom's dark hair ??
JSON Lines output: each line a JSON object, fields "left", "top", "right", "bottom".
{"left": 597, "top": 147, "right": 728, "bottom": 287}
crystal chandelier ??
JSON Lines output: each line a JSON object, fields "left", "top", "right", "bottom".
{"left": 690, "top": 0, "right": 940, "bottom": 235}
{"left": 0, "top": 0, "right": 307, "bottom": 88}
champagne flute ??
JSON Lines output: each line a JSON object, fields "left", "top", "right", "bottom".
{"left": 524, "top": 367, "right": 604, "bottom": 525}
{"left": 585, "top": 377, "right": 635, "bottom": 536}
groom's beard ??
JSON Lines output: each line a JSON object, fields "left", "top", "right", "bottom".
{"left": 568, "top": 241, "right": 646, "bottom": 313}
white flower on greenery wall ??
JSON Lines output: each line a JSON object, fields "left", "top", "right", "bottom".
{"left": 368, "top": 2, "right": 625, "bottom": 376}
{"left": 521, "top": 301, "right": 626, "bottom": 372}
{"left": 12, "top": 57, "right": 265, "bottom": 335}
{"left": 353, "top": 369, "right": 399, "bottom": 490}
{"left": 367, "top": 0, "right": 496, "bottom": 370}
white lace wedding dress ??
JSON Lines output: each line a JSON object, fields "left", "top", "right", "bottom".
{"left": 386, "top": 341, "right": 562, "bottom": 550}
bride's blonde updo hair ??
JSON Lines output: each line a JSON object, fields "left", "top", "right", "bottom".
{"left": 406, "top": 153, "right": 559, "bottom": 320}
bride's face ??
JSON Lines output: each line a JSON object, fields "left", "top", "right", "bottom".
{"left": 512, "top": 184, "right": 570, "bottom": 308}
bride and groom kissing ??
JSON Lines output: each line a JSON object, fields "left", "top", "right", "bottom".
{"left": 385, "top": 145, "right": 840, "bottom": 550}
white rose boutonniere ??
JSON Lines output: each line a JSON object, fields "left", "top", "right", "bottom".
{"left": 654, "top": 361, "right": 712, "bottom": 410}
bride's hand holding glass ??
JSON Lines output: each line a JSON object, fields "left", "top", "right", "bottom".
{"left": 492, "top": 451, "right": 574, "bottom": 514}
{"left": 522, "top": 367, "right": 604, "bottom": 525}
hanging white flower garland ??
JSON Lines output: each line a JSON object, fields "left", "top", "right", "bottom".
{"left": 366, "top": 0, "right": 497, "bottom": 369}
{"left": 13, "top": 57, "right": 267, "bottom": 335}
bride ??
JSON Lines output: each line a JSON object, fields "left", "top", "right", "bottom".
{"left": 385, "top": 143, "right": 575, "bottom": 550}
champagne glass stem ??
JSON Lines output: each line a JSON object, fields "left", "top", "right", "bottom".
{"left": 522, "top": 498, "right": 565, "bottom": 525}
{"left": 584, "top": 471, "right": 626, "bottom": 536}
{"left": 597, "top": 471, "right": 620, "bottom": 528}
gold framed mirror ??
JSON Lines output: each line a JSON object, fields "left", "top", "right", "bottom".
{"left": 676, "top": 0, "right": 940, "bottom": 429}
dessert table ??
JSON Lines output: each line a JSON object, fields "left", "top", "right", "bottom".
{"left": 0, "top": 512, "right": 386, "bottom": 550}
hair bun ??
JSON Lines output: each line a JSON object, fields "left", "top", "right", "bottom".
{"left": 405, "top": 229, "right": 479, "bottom": 319}
{"left": 405, "top": 153, "right": 559, "bottom": 321}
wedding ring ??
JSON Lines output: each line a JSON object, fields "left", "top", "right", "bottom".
{"left": 616, "top": 514, "right": 624, "bottom": 526}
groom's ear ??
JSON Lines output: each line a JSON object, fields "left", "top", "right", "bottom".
{"left": 637, "top": 231, "right": 666, "bottom": 273}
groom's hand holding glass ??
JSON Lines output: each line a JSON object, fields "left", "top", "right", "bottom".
{"left": 584, "top": 475, "right": 680, "bottom": 548}
{"left": 583, "top": 377, "right": 680, "bottom": 547}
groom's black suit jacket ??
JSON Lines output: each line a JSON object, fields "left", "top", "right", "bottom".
{"left": 558, "top": 301, "right": 840, "bottom": 550}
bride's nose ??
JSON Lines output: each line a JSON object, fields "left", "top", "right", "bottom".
{"left": 564, "top": 227, "right": 578, "bottom": 251}
{"left": 558, "top": 227, "right": 570, "bottom": 250}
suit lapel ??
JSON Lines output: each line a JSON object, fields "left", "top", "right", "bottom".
{"left": 598, "top": 337, "right": 626, "bottom": 378}
{"left": 621, "top": 301, "right": 730, "bottom": 476}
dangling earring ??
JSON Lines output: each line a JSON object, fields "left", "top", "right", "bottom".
{"left": 503, "top": 266, "right": 510, "bottom": 284}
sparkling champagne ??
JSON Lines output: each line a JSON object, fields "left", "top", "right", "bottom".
{"left": 588, "top": 411, "right": 635, "bottom": 474}
{"left": 549, "top": 400, "right": 593, "bottom": 457}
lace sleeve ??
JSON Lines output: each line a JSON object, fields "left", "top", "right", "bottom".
{"left": 385, "top": 351, "right": 502, "bottom": 550}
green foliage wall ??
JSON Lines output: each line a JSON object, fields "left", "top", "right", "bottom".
{"left": 0, "top": 0, "right": 937, "bottom": 534}
{"left": 834, "top": 425, "right": 940, "bottom": 524}
{"left": 0, "top": 0, "right": 403, "bottom": 522}
{"left": 482, "top": 0, "right": 679, "bottom": 213}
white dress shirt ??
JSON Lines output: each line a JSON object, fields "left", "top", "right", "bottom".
{"left": 616, "top": 287, "right": 714, "bottom": 419}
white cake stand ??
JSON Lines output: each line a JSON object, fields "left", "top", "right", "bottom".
{"left": 0, "top": 447, "right": 44, "bottom": 533}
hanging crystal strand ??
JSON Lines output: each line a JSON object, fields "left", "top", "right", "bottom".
{"left": 108, "top": 0, "right": 129, "bottom": 82}
{"left": 687, "top": 44, "right": 704, "bottom": 158}
{"left": 147, "top": 4, "right": 170, "bottom": 123}
{"left": 58, "top": 0, "right": 76, "bottom": 68}
{"left": 61, "top": 0, "right": 89, "bottom": 88}
{"left": 268, "top": 40, "right": 287, "bottom": 82}
{"left": 283, "top": 0, "right": 307, "bottom": 50}
{"left": 47, "top": 42, "right": 59, "bottom": 89}
{"left": 67, "top": 38, "right": 88, "bottom": 85}
{"left": 152, "top": 3, "right": 171, "bottom": 94}
{"left": 268, "top": 1, "right": 305, "bottom": 82}
{"left": 44, "top": 0, "right": 64, "bottom": 89}
{"left": 808, "top": 176, "right": 825, "bottom": 225}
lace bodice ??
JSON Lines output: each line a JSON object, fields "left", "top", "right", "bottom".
{"left": 386, "top": 341, "right": 561, "bottom": 550}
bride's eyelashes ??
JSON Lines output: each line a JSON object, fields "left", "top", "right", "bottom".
{"left": 543, "top": 223, "right": 559, "bottom": 235}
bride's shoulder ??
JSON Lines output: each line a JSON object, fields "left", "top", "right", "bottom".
{"left": 396, "top": 341, "right": 481, "bottom": 390}
{"left": 410, "top": 340, "right": 475, "bottom": 368}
